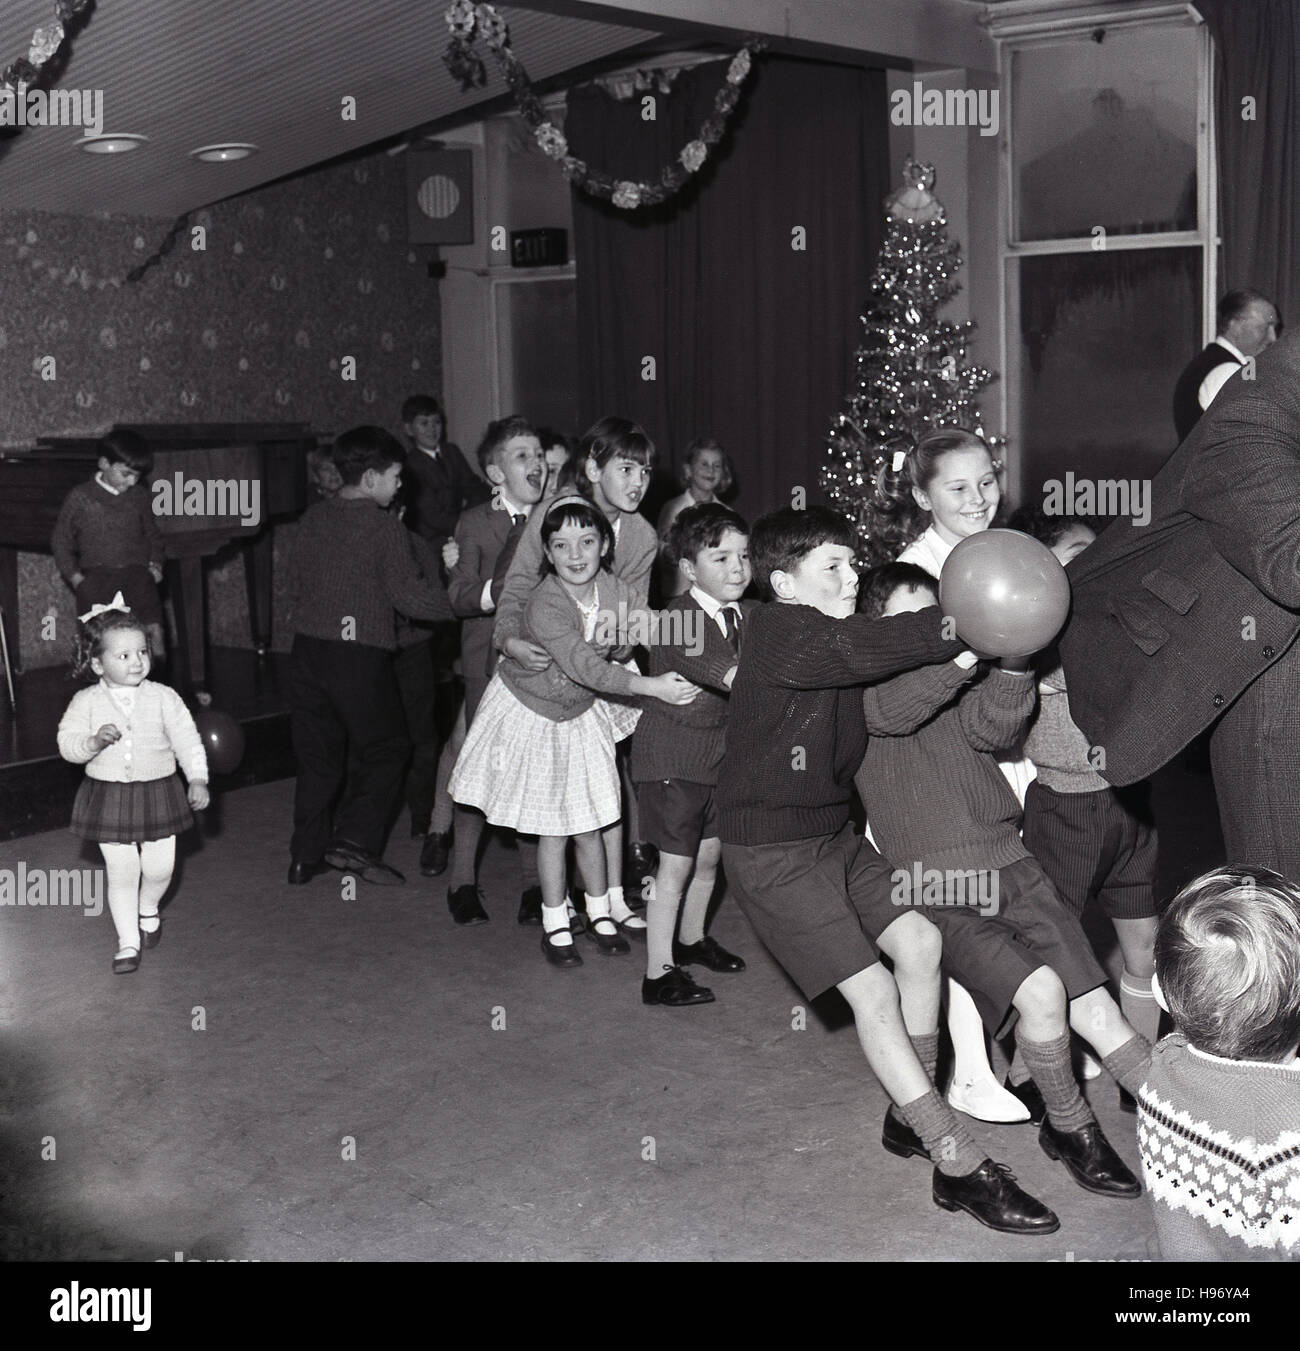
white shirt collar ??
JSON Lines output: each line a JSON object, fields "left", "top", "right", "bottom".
{"left": 417, "top": 443, "right": 442, "bottom": 462}
{"left": 690, "top": 585, "right": 739, "bottom": 633}
{"left": 498, "top": 492, "right": 529, "bottom": 519}
{"left": 95, "top": 472, "right": 123, "bottom": 496}
{"left": 1214, "top": 335, "right": 1249, "bottom": 365}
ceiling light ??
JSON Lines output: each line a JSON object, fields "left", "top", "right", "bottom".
{"left": 190, "top": 143, "right": 258, "bottom": 163}
{"left": 77, "top": 133, "right": 148, "bottom": 154}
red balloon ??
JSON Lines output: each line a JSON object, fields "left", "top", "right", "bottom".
{"left": 939, "top": 529, "right": 1070, "bottom": 658}
{"left": 194, "top": 708, "right": 245, "bottom": 775}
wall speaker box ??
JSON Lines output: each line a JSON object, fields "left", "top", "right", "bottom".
{"left": 407, "top": 148, "right": 474, "bottom": 245}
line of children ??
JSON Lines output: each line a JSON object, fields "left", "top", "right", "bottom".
{"left": 633, "top": 503, "right": 751, "bottom": 1006}
{"left": 449, "top": 496, "right": 699, "bottom": 967}
{"left": 854, "top": 561, "right": 1150, "bottom": 1203}
{"left": 58, "top": 599, "right": 209, "bottom": 973}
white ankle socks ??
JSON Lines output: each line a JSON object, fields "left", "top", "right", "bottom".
{"left": 607, "top": 884, "right": 645, "bottom": 930}
{"left": 585, "top": 891, "right": 617, "bottom": 935}
{"left": 542, "top": 905, "right": 573, "bottom": 946}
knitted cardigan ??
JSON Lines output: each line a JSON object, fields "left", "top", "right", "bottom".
{"left": 58, "top": 679, "right": 208, "bottom": 784}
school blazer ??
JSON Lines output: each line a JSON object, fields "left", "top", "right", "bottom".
{"left": 1059, "top": 330, "right": 1300, "bottom": 785}
{"left": 448, "top": 499, "right": 516, "bottom": 684}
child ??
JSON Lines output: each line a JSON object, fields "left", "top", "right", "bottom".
{"left": 286, "top": 426, "right": 454, "bottom": 887}
{"left": 1140, "top": 866, "right": 1300, "bottom": 1260}
{"left": 397, "top": 395, "right": 491, "bottom": 874}
{"left": 451, "top": 497, "right": 699, "bottom": 967}
{"left": 868, "top": 427, "right": 1030, "bottom": 1124}
{"left": 718, "top": 506, "right": 1059, "bottom": 1234}
{"left": 656, "top": 438, "right": 735, "bottom": 598}
{"left": 57, "top": 599, "right": 208, "bottom": 973}
{"left": 1009, "top": 504, "right": 1159, "bottom": 1120}
{"left": 633, "top": 503, "right": 752, "bottom": 1006}
{"left": 536, "top": 427, "right": 578, "bottom": 501}
{"left": 52, "top": 429, "right": 167, "bottom": 661}
{"left": 854, "top": 563, "right": 1151, "bottom": 1203}
{"left": 494, "top": 416, "right": 662, "bottom": 930}
{"left": 444, "top": 415, "right": 547, "bottom": 925}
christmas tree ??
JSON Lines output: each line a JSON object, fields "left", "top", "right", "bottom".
{"left": 821, "top": 158, "right": 1001, "bottom": 565}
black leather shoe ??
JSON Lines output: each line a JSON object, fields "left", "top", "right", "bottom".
{"left": 447, "top": 884, "right": 489, "bottom": 926}
{"left": 585, "top": 916, "right": 631, "bottom": 955}
{"left": 541, "top": 927, "right": 583, "bottom": 968}
{"left": 325, "top": 841, "right": 406, "bottom": 886}
{"left": 933, "top": 1160, "right": 1060, "bottom": 1234}
{"left": 420, "top": 830, "right": 452, "bottom": 877}
{"left": 112, "top": 948, "right": 141, "bottom": 975}
{"left": 287, "top": 859, "right": 326, "bottom": 885}
{"left": 624, "top": 841, "right": 658, "bottom": 895}
{"left": 1119, "top": 1087, "right": 1138, "bottom": 1115}
{"left": 674, "top": 934, "right": 746, "bottom": 972}
{"left": 516, "top": 885, "right": 543, "bottom": 926}
{"left": 881, "top": 1105, "right": 930, "bottom": 1161}
{"left": 1039, "top": 1119, "right": 1142, "bottom": 1197}
{"left": 642, "top": 965, "right": 715, "bottom": 1006}
{"left": 1005, "top": 1076, "right": 1047, "bottom": 1126}
{"left": 140, "top": 919, "right": 162, "bottom": 949}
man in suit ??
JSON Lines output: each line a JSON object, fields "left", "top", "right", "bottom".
{"left": 1172, "top": 288, "right": 1279, "bottom": 443}
{"left": 1061, "top": 329, "right": 1300, "bottom": 878}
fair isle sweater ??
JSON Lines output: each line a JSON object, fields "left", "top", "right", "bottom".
{"left": 58, "top": 679, "right": 208, "bottom": 784}
{"left": 51, "top": 478, "right": 165, "bottom": 580}
{"left": 717, "top": 602, "right": 962, "bottom": 846}
{"left": 1139, "top": 1034, "right": 1300, "bottom": 1262}
{"left": 856, "top": 662, "right": 1036, "bottom": 872}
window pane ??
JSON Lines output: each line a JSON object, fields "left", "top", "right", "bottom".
{"left": 1016, "top": 248, "right": 1200, "bottom": 493}
{"left": 1012, "top": 25, "right": 1198, "bottom": 240}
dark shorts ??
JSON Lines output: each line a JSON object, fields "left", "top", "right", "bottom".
{"left": 76, "top": 565, "right": 164, "bottom": 628}
{"left": 919, "top": 856, "right": 1108, "bottom": 1035}
{"left": 1021, "top": 781, "right": 1158, "bottom": 921}
{"left": 721, "top": 822, "right": 900, "bottom": 999}
{"left": 637, "top": 778, "right": 718, "bottom": 857}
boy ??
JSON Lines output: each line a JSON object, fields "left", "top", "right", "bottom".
{"left": 1141, "top": 866, "right": 1300, "bottom": 1260}
{"left": 633, "top": 503, "right": 751, "bottom": 1006}
{"left": 444, "top": 415, "right": 547, "bottom": 926}
{"left": 286, "top": 426, "right": 453, "bottom": 887}
{"left": 52, "top": 428, "right": 167, "bottom": 660}
{"left": 718, "top": 507, "right": 1058, "bottom": 1234}
{"left": 854, "top": 563, "right": 1150, "bottom": 1203}
{"left": 397, "top": 395, "right": 491, "bottom": 872}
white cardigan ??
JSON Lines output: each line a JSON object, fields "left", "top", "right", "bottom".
{"left": 58, "top": 679, "right": 208, "bottom": 784}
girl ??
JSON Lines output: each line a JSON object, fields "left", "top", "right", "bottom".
{"left": 57, "top": 597, "right": 209, "bottom": 973}
{"left": 657, "top": 438, "right": 735, "bottom": 598}
{"left": 451, "top": 497, "right": 698, "bottom": 967}
{"left": 865, "top": 427, "right": 1032, "bottom": 1124}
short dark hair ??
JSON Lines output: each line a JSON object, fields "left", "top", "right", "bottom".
{"left": 1007, "top": 500, "right": 1080, "bottom": 550}
{"left": 538, "top": 496, "right": 615, "bottom": 576}
{"left": 857, "top": 561, "right": 938, "bottom": 619}
{"left": 536, "top": 426, "right": 575, "bottom": 455}
{"left": 97, "top": 428, "right": 152, "bottom": 475}
{"left": 580, "top": 416, "right": 655, "bottom": 471}
{"left": 1155, "top": 865, "right": 1300, "bottom": 1061}
{"left": 667, "top": 502, "right": 749, "bottom": 566}
{"left": 748, "top": 507, "right": 856, "bottom": 601}
{"left": 333, "top": 425, "right": 405, "bottom": 485}
{"left": 476, "top": 415, "right": 537, "bottom": 475}
{"left": 1217, "top": 287, "right": 1273, "bottom": 331}
{"left": 401, "top": 394, "right": 444, "bottom": 425}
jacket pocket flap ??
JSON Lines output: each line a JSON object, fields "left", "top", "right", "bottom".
{"left": 1110, "top": 594, "right": 1169, "bottom": 656}
{"left": 1141, "top": 567, "right": 1198, "bottom": 615}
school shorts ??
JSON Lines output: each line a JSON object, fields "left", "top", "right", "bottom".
{"left": 637, "top": 778, "right": 718, "bottom": 857}
{"left": 721, "top": 822, "right": 901, "bottom": 999}
{"left": 921, "top": 856, "right": 1108, "bottom": 1036}
{"left": 1021, "top": 780, "right": 1158, "bottom": 920}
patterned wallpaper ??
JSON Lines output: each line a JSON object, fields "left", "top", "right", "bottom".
{"left": 5, "top": 148, "right": 443, "bottom": 667}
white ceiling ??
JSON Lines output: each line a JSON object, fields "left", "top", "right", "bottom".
{"left": 0, "top": 0, "right": 660, "bottom": 219}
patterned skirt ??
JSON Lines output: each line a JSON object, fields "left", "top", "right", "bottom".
{"left": 71, "top": 774, "right": 193, "bottom": 843}
{"left": 449, "top": 675, "right": 639, "bottom": 836}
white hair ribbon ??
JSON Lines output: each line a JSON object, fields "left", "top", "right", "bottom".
{"left": 78, "top": 592, "right": 131, "bottom": 623}
{"left": 891, "top": 450, "right": 907, "bottom": 473}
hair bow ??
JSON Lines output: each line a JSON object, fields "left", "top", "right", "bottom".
{"left": 891, "top": 450, "right": 907, "bottom": 473}
{"left": 79, "top": 592, "right": 131, "bottom": 623}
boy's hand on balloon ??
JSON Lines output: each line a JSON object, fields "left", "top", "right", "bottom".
{"left": 999, "top": 656, "right": 1033, "bottom": 673}
{"left": 188, "top": 782, "right": 210, "bottom": 810}
{"left": 91, "top": 723, "right": 121, "bottom": 751}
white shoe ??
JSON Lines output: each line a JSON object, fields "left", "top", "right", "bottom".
{"left": 1078, "top": 1049, "right": 1104, "bottom": 1081}
{"left": 947, "top": 1075, "right": 1032, "bottom": 1123}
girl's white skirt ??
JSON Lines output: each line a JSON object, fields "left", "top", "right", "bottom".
{"left": 449, "top": 675, "right": 640, "bottom": 836}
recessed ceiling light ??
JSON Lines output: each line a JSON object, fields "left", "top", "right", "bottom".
{"left": 190, "top": 143, "right": 258, "bottom": 163}
{"left": 77, "top": 133, "right": 148, "bottom": 154}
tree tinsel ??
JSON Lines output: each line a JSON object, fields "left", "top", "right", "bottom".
{"left": 820, "top": 158, "right": 1003, "bottom": 565}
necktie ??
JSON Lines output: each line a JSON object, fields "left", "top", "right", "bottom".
{"left": 722, "top": 606, "right": 740, "bottom": 653}
{"left": 512, "top": 513, "right": 526, "bottom": 526}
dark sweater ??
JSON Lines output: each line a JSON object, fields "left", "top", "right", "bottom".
{"left": 716, "top": 602, "right": 962, "bottom": 846}
{"left": 288, "top": 496, "right": 452, "bottom": 650}
{"left": 51, "top": 478, "right": 164, "bottom": 579}
{"left": 630, "top": 593, "right": 748, "bottom": 786}
{"left": 856, "top": 662, "right": 1035, "bottom": 871}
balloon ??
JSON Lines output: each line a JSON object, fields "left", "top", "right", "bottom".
{"left": 194, "top": 708, "right": 245, "bottom": 775}
{"left": 938, "top": 529, "right": 1070, "bottom": 658}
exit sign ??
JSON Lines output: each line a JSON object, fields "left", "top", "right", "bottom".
{"left": 510, "top": 228, "right": 568, "bottom": 268}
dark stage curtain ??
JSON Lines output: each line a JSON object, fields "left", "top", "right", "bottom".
{"left": 1196, "top": 0, "right": 1300, "bottom": 326}
{"left": 566, "top": 55, "right": 888, "bottom": 523}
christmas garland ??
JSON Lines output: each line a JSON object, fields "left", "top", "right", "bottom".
{"left": 442, "top": 1, "right": 764, "bottom": 209}
{"left": 0, "top": 0, "right": 94, "bottom": 94}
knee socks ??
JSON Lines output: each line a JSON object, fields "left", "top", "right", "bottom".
{"left": 1016, "top": 1030, "right": 1094, "bottom": 1132}
{"left": 1102, "top": 1033, "right": 1151, "bottom": 1096}
{"left": 897, "top": 1089, "right": 986, "bottom": 1177}
{"left": 1120, "top": 972, "right": 1161, "bottom": 1046}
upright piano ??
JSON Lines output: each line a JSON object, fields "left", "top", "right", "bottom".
{"left": 0, "top": 424, "right": 316, "bottom": 689}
